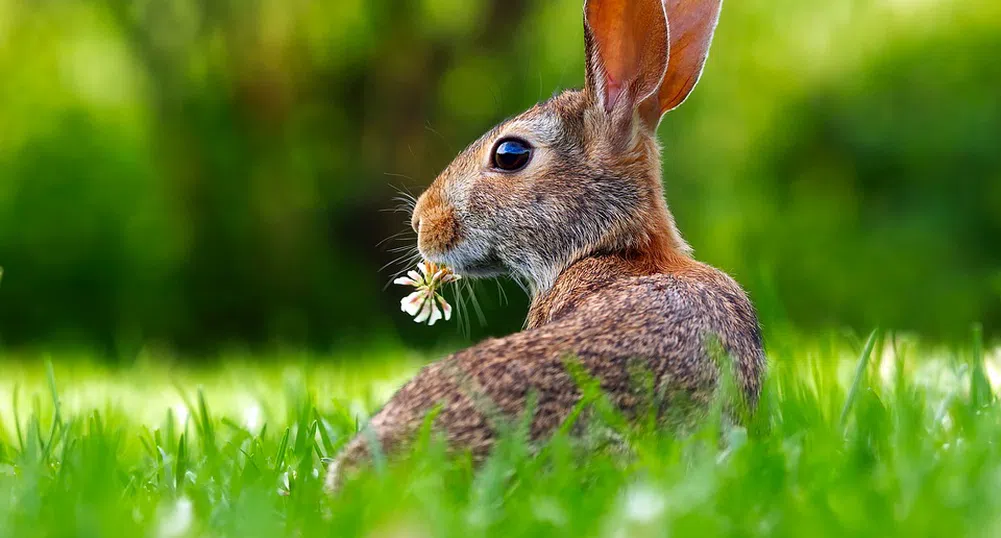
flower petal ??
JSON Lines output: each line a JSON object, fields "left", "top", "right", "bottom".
{"left": 417, "top": 262, "right": 432, "bottom": 279}
{"left": 413, "top": 297, "right": 433, "bottom": 323}
{"left": 401, "top": 290, "right": 427, "bottom": 316}
{"left": 428, "top": 270, "right": 445, "bottom": 290}
{"left": 440, "top": 273, "right": 461, "bottom": 284}
{"left": 393, "top": 276, "right": 419, "bottom": 286}
{"left": 407, "top": 270, "right": 423, "bottom": 284}
{"left": 436, "top": 293, "right": 452, "bottom": 321}
{"left": 427, "top": 300, "right": 443, "bottom": 326}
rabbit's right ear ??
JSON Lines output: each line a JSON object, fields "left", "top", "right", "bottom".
{"left": 653, "top": 0, "right": 724, "bottom": 117}
{"left": 584, "top": 0, "right": 670, "bottom": 140}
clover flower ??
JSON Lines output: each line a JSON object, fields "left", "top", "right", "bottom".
{"left": 395, "top": 261, "right": 461, "bottom": 326}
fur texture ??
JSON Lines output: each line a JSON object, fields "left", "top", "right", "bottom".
{"left": 326, "top": 0, "right": 764, "bottom": 492}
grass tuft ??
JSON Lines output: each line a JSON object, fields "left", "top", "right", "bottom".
{"left": 0, "top": 334, "right": 999, "bottom": 537}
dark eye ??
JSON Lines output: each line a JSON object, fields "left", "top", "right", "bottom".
{"left": 492, "top": 139, "right": 532, "bottom": 172}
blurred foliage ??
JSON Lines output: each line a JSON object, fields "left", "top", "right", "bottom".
{"left": 0, "top": 0, "right": 999, "bottom": 353}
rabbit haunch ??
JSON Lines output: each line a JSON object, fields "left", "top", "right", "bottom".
{"left": 328, "top": 0, "right": 764, "bottom": 493}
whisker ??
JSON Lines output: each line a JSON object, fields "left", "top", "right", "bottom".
{"left": 400, "top": 184, "right": 419, "bottom": 200}
{"left": 463, "top": 280, "right": 488, "bottom": 328}
{"left": 424, "top": 122, "right": 455, "bottom": 154}
{"left": 508, "top": 275, "right": 531, "bottom": 297}
{"left": 380, "top": 206, "right": 415, "bottom": 214}
{"left": 452, "top": 285, "right": 468, "bottom": 337}
{"left": 379, "top": 248, "right": 421, "bottom": 274}
{"left": 386, "top": 244, "right": 419, "bottom": 253}
{"left": 454, "top": 283, "right": 474, "bottom": 337}
{"left": 376, "top": 230, "right": 414, "bottom": 248}
{"left": 385, "top": 183, "right": 419, "bottom": 207}
{"left": 496, "top": 279, "right": 509, "bottom": 306}
{"left": 382, "top": 251, "right": 423, "bottom": 291}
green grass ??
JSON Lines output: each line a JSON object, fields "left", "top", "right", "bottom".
{"left": 1, "top": 330, "right": 999, "bottom": 538}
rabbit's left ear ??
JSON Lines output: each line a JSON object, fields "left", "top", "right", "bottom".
{"left": 584, "top": 0, "right": 670, "bottom": 127}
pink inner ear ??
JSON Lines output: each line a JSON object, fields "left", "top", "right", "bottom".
{"left": 658, "top": 0, "right": 723, "bottom": 115}
{"left": 605, "top": 77, "right": 625, "bottom": 114}
{"left": 586, "top": 0, "right": 670, "bottom": 118}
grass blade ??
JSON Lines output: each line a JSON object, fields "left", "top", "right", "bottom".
{"left": 41, "top": 359, "right": 63, "bottom": 462}
{"left": 971, "top": 323, "right": 993, "bottom": 409}
{"left": 196, "top": 389, "right": 217, "bottom": 458}
{"left": 840, "top": 328, "right": 880, "bottom": 429}
{"left": 313, "top": 410, "right": 335, "bottom": 459}
{"left": 274, "top": 427, "right": 291, "bottom": 473}
{"left": 176, "top": 432, "right": 188, "bottom": 494}
{"left": 12, "top": 384, "right": 24, "bottom": 453}
{"left": 44, "top": 358, "right": 62, "bottom": 425}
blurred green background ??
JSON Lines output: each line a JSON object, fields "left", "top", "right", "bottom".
{"left": 0, "top": 0, "right": 999, "bottom": 355}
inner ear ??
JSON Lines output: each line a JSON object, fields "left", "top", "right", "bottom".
{"left": 585, "top": 0, "right": 670, "bottom": 116}
{"left": 653, "top": 0, "right": 724, "bottom": 117}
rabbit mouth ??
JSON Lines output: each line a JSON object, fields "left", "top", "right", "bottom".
{"left": 424, "top": 241, "right": 505, "bottom": 279}
{"left": 453, "top": 259, "right": 505, "bottom": 278}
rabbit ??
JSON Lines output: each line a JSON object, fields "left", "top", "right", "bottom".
{"left": 326, "top": 0, "right": 765, "bottom": 492}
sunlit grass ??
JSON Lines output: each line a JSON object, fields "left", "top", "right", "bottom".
{"left": 1, "top": 330, "right": 999, "bottom": 537}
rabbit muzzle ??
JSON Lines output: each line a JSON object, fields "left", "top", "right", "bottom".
{"left": 411, "top": 185, "right": 503, "bottom": 278}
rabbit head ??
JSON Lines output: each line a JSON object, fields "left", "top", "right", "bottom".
{"left": 411, "top": 0, "right": 723, "bottom": 293}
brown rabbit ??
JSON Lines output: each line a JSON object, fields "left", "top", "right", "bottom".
{"left": 326, "top": 0, "right": 764, "bottom": 491}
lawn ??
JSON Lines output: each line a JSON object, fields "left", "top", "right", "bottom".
{"left": 1, "top": 329, "right": 999, "bottom": 538}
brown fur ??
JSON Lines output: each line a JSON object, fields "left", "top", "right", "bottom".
{"left": 413, "top": 185, "right": 460, "bottom": 257}
{"left": 326, "top": 0, "right": 763, "bottom": 492}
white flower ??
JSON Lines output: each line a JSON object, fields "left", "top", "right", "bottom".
{"left": 394, "top": 261, "right": 460, "bottom": 326}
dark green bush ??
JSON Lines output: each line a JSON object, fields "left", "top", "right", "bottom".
{"left": 0, "top": 0, "right": 997, "bottom": 353}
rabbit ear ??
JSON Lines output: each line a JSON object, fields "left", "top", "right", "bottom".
{"left": 652, "top": 0, "right": 723, "bottom": 117}
{"left": 584, "top": 0, "right": 670, "bottom": 123}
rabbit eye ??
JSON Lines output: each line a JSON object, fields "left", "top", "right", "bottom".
{"left": 492, "top": 139, "right": 532, "bottom": 172}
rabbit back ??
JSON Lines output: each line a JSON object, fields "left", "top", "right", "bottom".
{"left": 327, "top": 256, "right": 763, "bottom": 490}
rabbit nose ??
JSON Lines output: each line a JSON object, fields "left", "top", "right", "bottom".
{"left": 410, "top": 187, "right": 437, "bottom": 234}
{"left": 411, "top": 195, "right": 425, "bottom": 233}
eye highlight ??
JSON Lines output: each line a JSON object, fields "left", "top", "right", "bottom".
{"left": 491, "top": 138, "right": 532, "bottom": 172}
